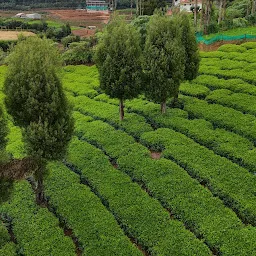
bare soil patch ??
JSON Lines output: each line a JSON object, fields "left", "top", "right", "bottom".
{"left": 150, "top": 151, "right": 161, "bottom": 160}
{"left": 0, "top": 31, "right": 35, "bottom": 41}
{"left": 72, "top": 28, "right": 95, "bottom": 38}
{"left": 46, "top": 9, "right": 110, "bottom": 28}
{"left": 199, "top": 39, "right": 256, "bottom": 51}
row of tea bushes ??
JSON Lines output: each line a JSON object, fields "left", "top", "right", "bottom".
{"left": 0, "top": 181, "right": 76, "bottom": 256}
{"left": 72, "top": 111, "right": 256, "bottom": 255}
{"left": 182, "top": 95, "right": 256, "bottom": 143}
{"left": 140, "top": 128, "right": 256, "bottom": 226}
{"left": 93, "top": 93, "right": 256, "bottom": 173}
{"left": 66, "top": 136, "right": 211, "bottom": 256}
{"left": 45, "top": 161, "right": 141, "bottom": 256}
{"left": 194, "top": 75, "right": 256, "bottom": 96}
{"left": 206, "top": 89, "right": 256, "bottom": 116}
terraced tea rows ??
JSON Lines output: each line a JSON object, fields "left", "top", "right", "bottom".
{"left": 1, "top": 42, "right": 256, "bottom": 255}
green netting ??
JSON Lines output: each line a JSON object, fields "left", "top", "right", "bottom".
{"left": 196, "top": 33, "right": 256, "bottom": 45}
{"left": 86, "top": 6, "right": 108, "bottom": 11}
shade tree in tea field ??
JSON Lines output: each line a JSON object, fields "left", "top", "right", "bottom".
{"left": 94, "top": 18, "right": 143, "bottom": 121}
{"left": 143, "top": 14, "right": 185, "bottom": 113}
{"left": 4, "top": 37, "right": 74, "bottom": 203}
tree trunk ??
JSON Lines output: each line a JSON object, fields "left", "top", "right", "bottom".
{"left": 218, "top": 0, "right": 223, "bottom": 24}
{"left": 194, "top": 0, "right": 198, "bottom": 30}
{"left": 160, "top": 101, "right": 167, "bottom": 114}
{"left": 119, "top": 99, "right": 124, "bottom": 121}
{"left": 136, "top": 0, "right": 139, "bottom": 16}
{"left": 35, "top": 158, "right": 46, "bottom": 205}
{"left": 131, "top": 0, "right": 133, "bottom": 18}
{"left": 252, "top": 0, "right": 256, "bottom": 14}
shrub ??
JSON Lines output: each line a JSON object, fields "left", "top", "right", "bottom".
{"left": 218, "top": 44, "right": 246, "bottom": 53}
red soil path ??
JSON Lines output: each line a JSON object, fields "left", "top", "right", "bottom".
{"left": 47, "top": 9, "right": 110, "bottom": 24}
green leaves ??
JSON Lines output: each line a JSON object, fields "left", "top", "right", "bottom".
{"left": 4, "top": 37, "right": 74, "bottom": 161}
{"left": 143, "top": 14, "right": 185, "bottom": 104}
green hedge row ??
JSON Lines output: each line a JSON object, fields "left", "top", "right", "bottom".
{"left": 93, "top": 93, "right": 256, "bottom": 173}
{"left": 140, "top": 128, "right": 256, "bottom": 226}
{"left": 66, "top": 136, "right": 210, "bottom": 256}
{"left": 0, "top": 243, "right": 16, "bottom": 255}
{"left": 206, "top": 89, "right": 256, "bottom": 116}
{"left": 45, "top": 161, "right": 141, "bottom": 256}
{"left": 182, "top": 95, "right": 256, "bottom": 143}
{"left": 0, "top": 181, "right": 76, "bottom": 256}
{"left": 0, "top": 222, "right": 10, "bottom": 248}
{"left": 218, "top": 44, "right": 247, "bottom": 53}
{"left": 72, "top": 111, "right": 256, "bottom": 255}
{"left": 201, "top": 58, "right": 248, "bottom": 70}
{"left": 199, "top": 64, "right": 256, "bottom": 84}
{"left": 241, "top": 42, "right": 256, "bottom": 49}
{"left": 61, "top": 65, "right": 99, "bottom": 98}
{"left": 194, "top": 75, "right": 256, "bottom": 96}
{"left": 72, "top": 95, "right": 153, "bottom": 139}
{"left": 179, "top": 82, "right": 210, "bottom": 99}
{"left": 200, "top": 48, "right": 256, "bottom": 63}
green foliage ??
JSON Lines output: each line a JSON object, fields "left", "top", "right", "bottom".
{"left": 218, "top": 44, "right": 247, "bottom": 53}
{"left": 131, "top": 15, "right": 150, "bottom": 48}
{"left": 0, "top": 223, "right": 10, "bottom": 247}
{"left": 141, "top": 128, "right": 256, "bottom": 226}
{"left": 182, "top": 96, "right": 256, "bottom": 143}
{"left": 0, "top": 106, "right": 8, "bottom": 153}
{"left": 206, "top": 89, "right": 256, "bottom": 116}
{"left": 66, "top": 136, "right": 210, "bottom": 256}
{"left": 4, "top": 36, "right": 74, "bottom": 160}
{"left": 143, "top": 0, "right": 167, "bottom": 15}
{"left": 94, "top": 18, "right": 142, "bottom": 101}
{"left": 45, "top": 161, "right": 142, "bottom": 256}
{"left": 0, "top": 181, "right": 76, "bottom": 255}
{"left": 0, "top": 243, "right": 16, "bottom": 256}
{"left": 180, "top": 14, "right": 200, "bottom": 81}
{"left": 72, "top": 111, "right": 256, "bottom": 256}
{"left": 240, "top": 42, "right": 256, "bottom": 49}
{"left": 61, "top": 35, "right": 80, "bottom": 48}
{"left": 72, "top": 95, "right": 152, "bottom": 139}
{"left": 143, "top": 14, "right": 185, "bottom": 105}
{"left": 62, "top": 42, "right": 93, "bottom": 65}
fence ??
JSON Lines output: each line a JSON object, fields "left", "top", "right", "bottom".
{"left": 196, "top": 33, "right": 256, "bottom": 45}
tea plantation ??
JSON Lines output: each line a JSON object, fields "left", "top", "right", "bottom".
{"left": 1, "top": 42, "right": 256, "bottom": 255}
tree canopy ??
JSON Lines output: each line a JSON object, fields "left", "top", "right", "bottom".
{"left": 94, "top": 18, "right": 143, "bottom": 120}
{"left": 143, "top": 14, "right": 185, "bottom": 113}
{"left": 4, "top": 36, "right": 74, "bottom": 202}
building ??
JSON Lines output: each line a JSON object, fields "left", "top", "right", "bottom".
{"left": 15, "top": 13, "right": 27, "bottom": 18}
{"left": 14, "top": 13, "right": 41, "bottom": 19}
{"left": 26, "top": 13, "right": 42, "bottom": 20}
{"left": 174, "top": 0, "right": 202, "bottom": 12}
{"left": 86, "top": 0, "right": 108, "bottom": 12}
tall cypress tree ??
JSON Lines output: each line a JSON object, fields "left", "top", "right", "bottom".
{"left": 4, "top": 37, "right": 74, "bottom": 203}
{"left": 144, "top": 14, "right": 185, "bottom": 113}
{"left": 94, "top": 18, "right": 143, "bottom": 121}
{"left": 171, "top": 14, "right": 200, "bottom": 105}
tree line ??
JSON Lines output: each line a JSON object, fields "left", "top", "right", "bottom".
{"left": 95, "top": 13, "right": 200, "bottom": 120}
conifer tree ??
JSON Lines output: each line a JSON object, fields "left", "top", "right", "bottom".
{"left": 4, "top": 37, "right": 74, "bottom": 203}
{"left": 94, "top": 19, "right": 143, "bottom": 121}
{"left": 143, "top": 14, "right": 185, "bottom": 113}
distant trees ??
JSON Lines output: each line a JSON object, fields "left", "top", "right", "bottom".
{"left": 96, "top": 13, "right": 199, "bottom": 117}
{"left": 4, "top": 37, "right": 74, "bottom": 203}
{"left": 94, "top": 19, "right": 143, "bottom": 121}
{"left": 136, "top": 0, "right": 166, "bottom": 16}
